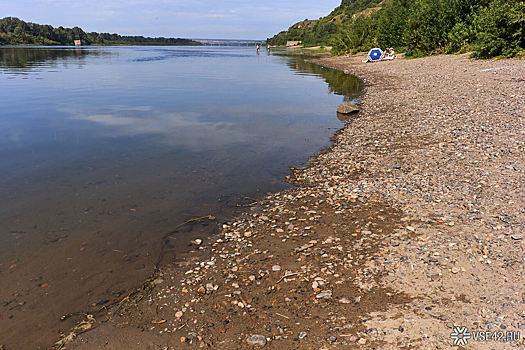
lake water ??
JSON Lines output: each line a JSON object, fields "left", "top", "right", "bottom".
{"left": 0, "top": 46, "right": 362, "bottom": 349}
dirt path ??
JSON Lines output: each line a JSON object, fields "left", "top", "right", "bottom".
{"left": 57, "top": 53, "right": 525, "bottom": 350}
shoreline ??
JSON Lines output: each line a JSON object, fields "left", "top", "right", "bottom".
{"left": 62, "top": 53, "right": 524, "bottom": 350}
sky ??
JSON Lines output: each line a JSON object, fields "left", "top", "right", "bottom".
{"left": 1, "top": 0, "right": 343, "bottom": 40}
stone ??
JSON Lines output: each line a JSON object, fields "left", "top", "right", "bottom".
{"left": 451, "top": 267, "right": 460, "bottom": 274}
{"left": 299, "top": 331, "right": 307, "bottom": 339}
{"left": 272, "top": 265, "right": 281, "bottom": 271}
{"left": 337, "top": 102, "right": 359, "bottom": 115}
{"left": 429, "top": 311, "right": 445, "bottom": 320}
{"left": 197, "top": 286, "right": 206, "bottom": 294}
{"left": 246, "top": 334, "right": 267, "bottom": 346}
{"left": 358, "top": 338, "right": 367, "bottom": 345}
{"left": 316, "top": 291, "right": 333, "bottom": 299}
{"left": 175, "top": 311, "right": 184, "bottom": 319}
{"left": 511, "top": 234, "right": 523, "bottom": 240}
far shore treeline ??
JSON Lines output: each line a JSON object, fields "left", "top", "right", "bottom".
{"left": 268, "top": 0, "right": 525, "bottom": 58}
{"left": 0, "top": 17, "right": 201, "bottom": 46}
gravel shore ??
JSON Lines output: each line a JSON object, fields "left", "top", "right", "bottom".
{"left": 65, "top": 54, "right": 524, "bottom": 350}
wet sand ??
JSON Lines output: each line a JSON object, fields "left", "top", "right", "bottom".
{"left": 50, "top": 53, "right": 525, "bottom": 349}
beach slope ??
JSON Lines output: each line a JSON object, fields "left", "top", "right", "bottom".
{"left": 64, "top": 53, "right": 525, "bottom": 350}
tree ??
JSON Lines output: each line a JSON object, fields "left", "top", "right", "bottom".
{"left": 472, "top": 0, "right": 525, "bottom": 58}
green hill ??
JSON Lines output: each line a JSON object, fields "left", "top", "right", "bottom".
{"left": 267, "top": 0, "right": 525, "bottom": 58}
{"left": 0, "top": 17, "right": 202, "bottom": 46}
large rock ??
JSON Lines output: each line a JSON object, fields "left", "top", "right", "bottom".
{"left": 337, "top": 102, "right": 359, "bottom": 114}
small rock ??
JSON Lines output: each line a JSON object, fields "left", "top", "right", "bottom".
{"left": 175, "top": 311, "right": 184, "bottom": 319}
{"left": 299, "top": 331, "right": 307, "bottom": 339}
{"left": 429, "top": 311, "right": 445, "bottom": 320}
{"left": 358, "top": 338, "right": 367, "bottom": 345}
{"left": 272, "top": 265, "right": 281, "bottom": 271}
{"left": 339, "top": 298, "right": 351, "bottom": 304}
{"left": 328, "top": 335, "right": 337, "bottom": 343}
{"left": 366, "top": 328, "right": 378, "bottom": 337}
{"left": 511, "top": 234, "right": 523, "bottom": 240}
{"left": 316, "top": 291, "right": 332, "bottom": 299}
{"left": 193, "top": 239, "right": 202, "bottom": 245}
{"left": 197, "top": 286, "right": 206, "bottom": 294}
{"left": 246, "top": 334, "right": 267, "bottom": 346}
{"left": 451, "top": 267, "right": 460, "bottom": 274}
{"left": 218, "top": 326, "right": 227, "bottom": 333}
{"left": 181, "top": 336, "right": 187, "bottom": 343}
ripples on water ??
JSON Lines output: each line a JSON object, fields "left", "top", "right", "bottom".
{"left": 0, "top": 46, "right": 362, "bottom": 349}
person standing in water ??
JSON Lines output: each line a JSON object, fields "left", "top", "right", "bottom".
{"left": 256, "top": 44, "right": 260, "bottom": 55}
{"left": 267, "top": 44, "right": 270, "bottom": 56}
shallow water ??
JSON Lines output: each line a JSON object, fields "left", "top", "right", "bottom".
{"left": 0, "top": 46, "right": 362, "bottom": 348}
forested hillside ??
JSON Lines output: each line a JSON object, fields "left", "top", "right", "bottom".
{"left": 267, "top": 0, "right": 525, "bottom": 58}
{"left": 0, "top": 17, "right": 201, "bottom": 46}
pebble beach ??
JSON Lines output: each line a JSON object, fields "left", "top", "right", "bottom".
{"left": 64, "top": 53, "right": 525, "bottom": 350}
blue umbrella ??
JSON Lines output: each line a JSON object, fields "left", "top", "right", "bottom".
{"left": 367, "top": 48, "right": 384, "bottom": 62}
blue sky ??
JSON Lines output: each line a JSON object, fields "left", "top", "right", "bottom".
{"left": 1, "top": 0, "right": 342, "bottom": 39}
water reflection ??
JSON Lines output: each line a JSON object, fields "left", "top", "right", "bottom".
{"left": 283, "top": 55, "right": 363, "bottom": 102}
{"left": 0, "top": 47, "right": 103, "bottom": 71}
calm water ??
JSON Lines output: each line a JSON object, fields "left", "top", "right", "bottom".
{"left": 0, "top": 46, "right": 362, "bottom": 348}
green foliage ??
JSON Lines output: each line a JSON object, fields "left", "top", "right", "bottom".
{"left": 471, "top": 0, "right": 525, "bottom": 58}
{"left": 446, "top": 21, "right": 472, "bottom": 53}
{"left": 331, "top": 13, "right": 378, "bottom": 55}
{"left": 269, "top": 0, "right": 525, "bottom": 59}
{"left": 0, "top": 17, "right": 202, "bottom": 46}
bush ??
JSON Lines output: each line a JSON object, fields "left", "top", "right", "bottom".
{"left": 471, "top": 0, "right": 525, "bottom": 58}
{"left": 446, "top": 22, "right": 472, "bottom": 53}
